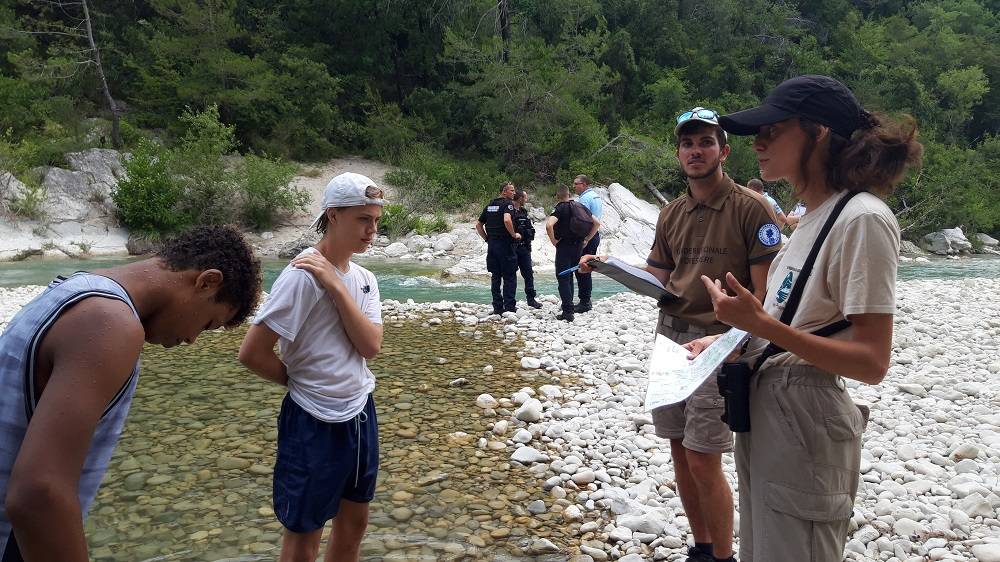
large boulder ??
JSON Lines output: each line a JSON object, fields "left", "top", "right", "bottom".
{"left": 922, "top": 227, "right": 973, "bottom": 255}
{"left": 64, "top": 148, "right": 125, "bottom": 195}
{"left": 384, "top": 241, "right": 409, "bottom": 257}
{"left": 0, "top": 171, "right": 28, "bottom": 206}
{"left": 35, "top": 148, "right": 126, "bottom": 224}
{"left": 976, "top": 232, "right": 999, "bottom": 248}
{"left": 899, "top": 239, "right": 927, "bottom": 257}
{"left": 1, "top": 150, "right": 131, "bottom": 261}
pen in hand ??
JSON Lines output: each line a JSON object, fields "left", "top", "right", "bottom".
{"left": 558, "top": 259, "right": 597, "bottom": 277}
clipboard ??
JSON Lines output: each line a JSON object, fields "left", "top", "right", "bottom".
{"left": 590, "top": 256, "right": 680, "bottom": 306}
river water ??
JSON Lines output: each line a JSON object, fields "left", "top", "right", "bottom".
{"left": 2, "top": 255, "right": 999, "bottom": 301}
{"left": 85, "top": 318, "right": 572, "bottom": 561}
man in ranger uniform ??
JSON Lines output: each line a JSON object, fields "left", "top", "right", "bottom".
{"left": 582, "top": 107, "right": 781, "bottom": 562}
{"left": 476, "top": 182, "right": 522, "bottom": 315}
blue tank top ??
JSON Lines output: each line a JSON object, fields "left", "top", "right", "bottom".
{"left": 0, "top": 273, "right": 141, "bottom": 556}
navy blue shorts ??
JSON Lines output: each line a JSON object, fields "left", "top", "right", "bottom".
{"left": 273, "top": 394, "right": 379, "bottom": 533}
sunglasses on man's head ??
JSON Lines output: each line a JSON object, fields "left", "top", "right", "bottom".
{"left": 676, "top": 108, "right": 719, "bottom": 124}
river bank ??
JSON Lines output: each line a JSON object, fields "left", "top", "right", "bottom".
{"left": 2, "top": 277, "right": 999, "bottom": 561}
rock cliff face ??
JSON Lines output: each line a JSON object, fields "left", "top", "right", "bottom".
{"left": 1, "top": 149, "right": 129, "bottom": 261}
{"left": 444, "top": 183, "right": 662, "bottom": 276}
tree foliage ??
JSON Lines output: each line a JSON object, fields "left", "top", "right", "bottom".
{"left": 2, "top": 0, "right": 1000, "bottom": 235}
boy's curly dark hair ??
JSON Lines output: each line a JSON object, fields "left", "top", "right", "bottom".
{"left": 157, "top": 225, "right": 262, "bottom": 327}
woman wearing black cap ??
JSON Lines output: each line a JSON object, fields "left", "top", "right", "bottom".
{"left": 684, "top": 75, "right": 923, "bottom": 561}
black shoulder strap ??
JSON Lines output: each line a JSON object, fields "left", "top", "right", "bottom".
{"left": 752, "top": 191, "right": 861, "bottom": 373}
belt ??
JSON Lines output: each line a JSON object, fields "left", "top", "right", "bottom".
{"left": 660, "top": 315, "right": 728, "bottom": 336}
{"left": 756, "top": 364, "right": 845, "bottom": 389}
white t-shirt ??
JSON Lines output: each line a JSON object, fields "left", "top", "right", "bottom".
{"left": 788, "top": 201, "right": 807, "bottom": 218}
{"left": 749, "top": 190, "right": 899, "bottom": 368}
{"left": 253, "top": 248, "right": 382, "bottom": 422}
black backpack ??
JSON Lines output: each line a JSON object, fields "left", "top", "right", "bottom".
{"left": 566, "top": 200, "right": 594, "bottom": 239}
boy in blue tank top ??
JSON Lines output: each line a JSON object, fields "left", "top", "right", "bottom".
{"left": 0, "top": 225, "right": 262, "bottom": 562}
{"left": 239, "top": 172, "right": 385, "bottom": 562}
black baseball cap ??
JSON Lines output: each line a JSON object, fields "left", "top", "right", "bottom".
{"left": 719, "top": 75, "right": 866, "bottom": 139}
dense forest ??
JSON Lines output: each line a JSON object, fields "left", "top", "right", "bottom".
{"left": 1, "top": 0, "right": 999, "bottom": 238}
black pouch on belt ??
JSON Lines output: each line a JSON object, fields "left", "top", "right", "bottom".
{"left": 717, "top": 362, "right": 752, "bottom": 432}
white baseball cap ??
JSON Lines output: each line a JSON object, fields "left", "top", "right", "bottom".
{"left": 310, "top": 172, "right": 386, "bottom": 229}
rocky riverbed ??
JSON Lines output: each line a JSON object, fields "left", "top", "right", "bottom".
{"left": 2, "top": 278, "right": 999, "bottom": 562}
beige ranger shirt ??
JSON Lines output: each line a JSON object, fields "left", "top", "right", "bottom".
{"left": 747, "top": 190, "right": 900, "bottom": 369}
{"left": 647, "top": 174, "right": 782, "bottom": 328}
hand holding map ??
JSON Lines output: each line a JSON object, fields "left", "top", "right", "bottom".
{"left": 644, "top": 327, "right": 748, "bottom": 411}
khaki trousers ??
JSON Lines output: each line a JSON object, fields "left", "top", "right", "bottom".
{"left": 735, "top": 365, "right": 868, "bottom": 562}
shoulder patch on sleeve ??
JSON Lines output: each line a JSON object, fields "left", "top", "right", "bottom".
{"left": 757, "top": 223, "right": 782, "bottom": 247}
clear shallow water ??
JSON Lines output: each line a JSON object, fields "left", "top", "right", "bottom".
{"left": 86, "top": 319, "right": 573, "bottom": 561}
{"left": 1, "top": 255, "right": 998, "bottom": 300}
{"left": 0, "top": 256, "right": 628, "bottom": 303}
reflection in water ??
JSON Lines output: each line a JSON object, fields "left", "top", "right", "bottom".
{"left": 86, "top": 318, "right": 573, "bottom": 561}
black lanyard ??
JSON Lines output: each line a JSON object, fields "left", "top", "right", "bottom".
{"left": 751, "top": 190, "right": 862, "bottom": 373}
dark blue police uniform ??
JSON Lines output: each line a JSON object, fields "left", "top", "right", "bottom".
{"left": 479, "top": 196, "right": 518, "bottom": 313}
{"left": 551, "top": 201, "right": 583, "bottom": 317}
{"left": 512, "top": 207, "right": 537, "bottom": 303}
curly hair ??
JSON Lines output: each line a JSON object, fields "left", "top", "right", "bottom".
{"left": 798, "top": 114, "right": 923, "bottom": 197}
{"left": 157, "top": 225, "right": 263, "bottom": 326}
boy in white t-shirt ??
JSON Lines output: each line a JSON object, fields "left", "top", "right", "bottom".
{"left": 239, "top": 172, "right": 385, "bottom": 562}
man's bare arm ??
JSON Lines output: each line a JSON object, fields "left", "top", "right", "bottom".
{"left": 583, "top": 217, "right": 601, "bottom": 246}
{"left": 239, "top": 323, "right": 289, "bottom": 386}
{"left": 6, "top": 299, "right": 143, "bottom": 562}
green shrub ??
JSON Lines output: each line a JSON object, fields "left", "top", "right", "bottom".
{"left": 9, "top": 177, "right": 46, "bottom": 220}
{"left": 112, "top": 139, "right": 190, "bottom": 234}
{"left": 378, "top": 203, "right": 417, "bottom": 239}
{"left": 172, "top": 105, "right": 239, "bottom": 225}
{"left": 236, "top": 154, "right": 307, "bottom": 230}
{"left": 413, "top": 212, "right": 450, "bottom": 235}
{"left": 386, "top": 145, "right": 507, "bottom": 211}
{"left": 365, "top": 103, "right": 419, "bottom": 164}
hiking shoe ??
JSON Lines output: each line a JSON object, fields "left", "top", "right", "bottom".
{"left": 491, "top": 308, "right": 504, "bottom": 316}
{"left": 574, "top": 300, "right": 592, "bottom": 313}
{"left": 556, "top": 312, "right": 574, "bottom": 322}
{"left": 685, "top": 547, "right": 714, "bottom": 562}
{"left": 527, "top": 299, "right": 543, "bottom": 309}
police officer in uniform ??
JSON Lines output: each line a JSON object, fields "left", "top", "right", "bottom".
{"left": 476, "top": 182, "right": 521, "bottom": 314}
{"left": 512, "top": 188, "right": 543, "bottom": 309}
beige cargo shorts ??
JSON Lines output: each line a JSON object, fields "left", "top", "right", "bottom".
{"left": 650, "top": 313, "right": 733, "bottom": 454}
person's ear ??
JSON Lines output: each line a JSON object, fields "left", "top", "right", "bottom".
{"left": 194, "top": 269, "right": 224, "bottom": 294}
{"left": 815, "top": 125, "right": 830, "bottom": 143}
{"left": 719, "top": 143, "right": 731, "bottom": 162}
